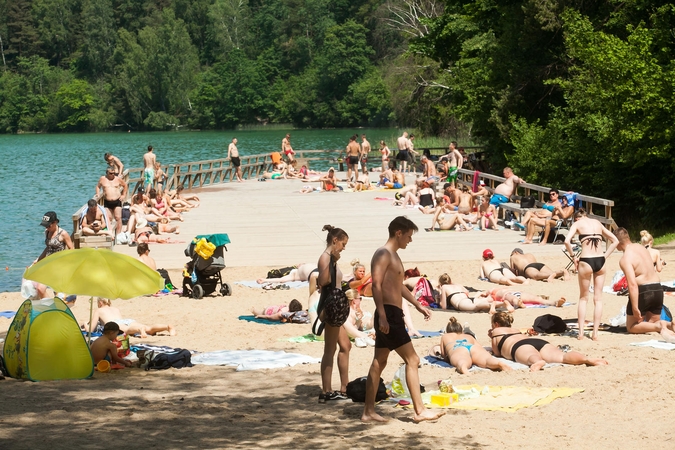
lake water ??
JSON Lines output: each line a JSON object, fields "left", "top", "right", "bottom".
{"left": 0, "top": 128, "right": 401, "bottom": 292}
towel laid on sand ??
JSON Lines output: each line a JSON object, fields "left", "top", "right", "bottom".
{"left": 629, "top": 339, "right": 675, "bottom": 350}
{"left": 284, "top": 334, "right": 323, "bottom": 343}
{"left": 416, "top": 386, "right": 583, "bottom": 412}
{"left": 0, "top": 311, "right": 16, "bottom": 319}
{"left": 412, "top": 330, "right": 443, "bottom": 339}
{"left": 191, "top": 350, "right": 320, "bottom": 371}
{"left": 235, "top": 281, "right": 308, "bottom": 289}
{"left": 238, "top": 315, "right": 283, "bottom": 325}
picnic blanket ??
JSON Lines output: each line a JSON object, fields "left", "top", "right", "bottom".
{"left": 417, "top": 386, "right": 583, "bottom": 412}
{"left": 235, "top": 281, "right": 308, "bottom": 289}
{"left": 191, "top": 350, "right": 320, "bottom": 371}
{"left": 238, "top": 315, "right": 283, "bottom": 325}
{"left": 629, "top": 339, "right": 675, "bottom": 350}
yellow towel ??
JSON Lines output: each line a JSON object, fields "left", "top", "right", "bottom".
{"left": 412, "top": 385, "right": 583, "bottom": 413}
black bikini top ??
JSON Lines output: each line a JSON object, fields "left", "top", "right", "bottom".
{"left": 493, "top": 332, "right": 521, "bottom": 354}
{"left": 579, "top": 233, "right": 602, "bottom": 251}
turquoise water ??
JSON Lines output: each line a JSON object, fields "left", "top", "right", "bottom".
{"left": 0, "top": 128, "right": 401, "bottom": 292}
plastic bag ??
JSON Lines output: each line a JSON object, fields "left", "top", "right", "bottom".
{"left": 21, "top": 278, "right": 38, "bottom": 300}
{"left": 389, "top": 364, "right": 411, "bottom": 399}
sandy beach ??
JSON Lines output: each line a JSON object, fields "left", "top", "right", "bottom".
{"left": 2, "top": 179, "right": 674, "bottom": 449}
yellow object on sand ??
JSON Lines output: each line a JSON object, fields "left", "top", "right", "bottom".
{"left": 430, "top": 392, "right": 459, "bottom": 406}
{"left": 97, "top": 360, "right": 111, "bottom": 373}
{"left": 419, "top": 385, "right": 584, "bottom": 413}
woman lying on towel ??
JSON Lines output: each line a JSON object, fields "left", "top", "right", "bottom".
{"left": 251, "top": 299, "right": 306, "bottom": 322}
{"left": 432, "top": 317, "right": 512, "bottom": 374}
{"left": 256, "top": 263, "right": 318, "bottom": 285}
{"left": 437, "top": 273, "right": 492, "bottom": 312}
{"left": 475, "top": 288, "right": 566, "bottom": 314}
{"left": 489, "top": 312, "right": 608, "bottom": 372}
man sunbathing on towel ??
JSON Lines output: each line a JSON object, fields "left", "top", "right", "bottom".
{"left": 256, "top": 263, "right": 317, "bottom": 284}
{"left": 86, "top": 298, "right": 176, "bottom": 338}
{"left": 509, "top": 248, "right": 569, "bottom": 282}
{"left": 89, "top": 322, "right": 133, "bottom": 367}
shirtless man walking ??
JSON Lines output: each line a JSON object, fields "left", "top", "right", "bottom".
{"left": 615, "top": 228, "right": 675, "bottom": 342}
{"left": 228, "top": 138, "right": 243, "bottom": 182}
{"left": 396, "top": 131, "right": 411, "bottom": 173}
{"left": 361, "top": 216, "right": 445, "bottom": 424}
{"left": 282, "top": 133, "right": 295, "bottom": 162}
{"left": 490, "top": 167, "right": 525, "bottom": 207}
{"left": 96, "top": 167, "right": 128, "bottom": 239}
{"left": 444, "top": 142, "right": 463, "bottom": 188}
{"left": 360, "top": 134, "right": 371, "bottom": 174}
{"left": 143, "top": 145, "right": 157, "bottom": 193}
{"left": 346, "top": 135, "right": 360, "bottom": 182}
{"left": 509, "top": 248, "right": 569, "bottom": 282}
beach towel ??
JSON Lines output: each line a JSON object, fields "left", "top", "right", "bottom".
{"left": 412, "top": 330, "right": 443, "bottom": 339}
{"left": 238, "top": 315, "right": 283, "bottom": 325}
{"left": 629, "top": 339, "right": 675, "bottom": 350}
{"left": 235, "top": 281, "right": 308, "bottom": 289}
{"left": 416, "top": 386, "right": 584, "bottom": 412}
{"left": 191, "top": 350, "right": 320, "bottom": 371}
{"left": 284, "top": 334, "right": 323, "bottom": 343}
{"left": 0, "top": 311, "right": 16, "bottom": 319}
{"left": 422, "top": 354, "right": 564, "bottom": 372}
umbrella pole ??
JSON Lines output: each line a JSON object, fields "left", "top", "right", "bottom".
{"left": 88, "top": 296, "right": 94, "bottom": 345}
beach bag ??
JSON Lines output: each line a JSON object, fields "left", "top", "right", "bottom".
{"left": 146, "top": 349, "right": 193, "bottom": 371}
{"left": 281, "top": 311, "right": 310, "bottom": 324}
{"left": 312, "top": 256, "right": 350, "bottom": 335}
{"left": 346, "top": 376, "right": 388, "bottom": 403}
{"left": 520, "top": 196, "right": 535, "bottom": 208}
{"left": 414, "top": 277, "right": 435, "bottom": 307}
{"left": 267, "top": 266, "right": 295, "bottom": 279}
{"left": 533, "top": 314, "right": 567, "bottom": 334}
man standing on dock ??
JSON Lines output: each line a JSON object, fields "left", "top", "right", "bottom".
{"left": 396, "top": 131, "right": 411, "bottom": 173}
{"left": 96, "top": 167, "right": 128, "bottom": 242}
{"left": 282, "top": 134, "right": 295, "bottom": 162}
{"left": 443, "top": 142, "right": 463, "bottom": 188}
{"left": 228, "top": 138, "right": 243, "bottom": 182}
{"left": 143, "top": 146, "right": 156, "bottom": 193}
{"left": 346, "top": 135, "right": 360, "bottom": 182}
{"left": 104, "top": 153, "right": 124, "bottom": 176}
{"left": 360, "top": 134, "right": 371, "bottom": 174}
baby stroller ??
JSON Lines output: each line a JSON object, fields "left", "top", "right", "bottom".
{"left": 183, "top": 234, "right": 232, "bottom": 299}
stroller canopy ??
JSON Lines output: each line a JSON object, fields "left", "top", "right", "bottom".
{"left": 195, "top": 234, "right": 231, "bottom": 247}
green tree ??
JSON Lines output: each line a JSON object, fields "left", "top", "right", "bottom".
{"left": 55, "top": 78, "right": 95, "bottom": 129}
{"left": 77, "top": 0, "right": 117, "bottom": 78}
{"left": 32, "top": 0, "right": 82, "bottom": 67}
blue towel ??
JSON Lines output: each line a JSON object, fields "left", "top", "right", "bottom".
{"left": 238, "top": 315, "right": 283, "bottom": 325}
{"left": 0, "top": 311, "right": 16, "bottom": 319}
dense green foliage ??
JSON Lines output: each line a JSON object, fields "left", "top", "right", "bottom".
{"left": 413, "top": 0, "right": 675, "bottom": 229}
{"left": 0, "top": 0, "right": 406, "bottom": 132}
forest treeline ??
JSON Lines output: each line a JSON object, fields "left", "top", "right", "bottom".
{"left": 1, "top": 0, "right": 674, "bottom": 229}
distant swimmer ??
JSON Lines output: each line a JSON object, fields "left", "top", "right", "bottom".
{"left": 282, "top": 133, "right": 295, "bottom": 162}
{"left": 96, "top": 167, "right": 128, "bottom": 240}
{"left": 228, "top": 138, "right": 243, "bottom": 182}
{"left": 104, "top": 153, "right": 124, "bottom": 176}
{"left": 143, "top": 145, "right": 157, "bottom": 193}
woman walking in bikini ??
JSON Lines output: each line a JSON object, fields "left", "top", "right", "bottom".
{"left": 564, "top": 209, "right": 619, "bottom": 340}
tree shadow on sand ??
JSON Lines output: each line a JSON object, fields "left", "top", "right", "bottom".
{"left": 0, "top": 366, "right": 484, "bottom": 449}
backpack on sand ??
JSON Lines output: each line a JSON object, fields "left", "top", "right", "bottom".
{"left": 346, "top": 376, "right": 388, "bottom": 402}
{"left": 145, "top": 349, "right": 194, "bottom": 371}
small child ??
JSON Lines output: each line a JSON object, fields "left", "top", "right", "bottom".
{"left": 89, "top": 322, "right": 133, "bottom": 367}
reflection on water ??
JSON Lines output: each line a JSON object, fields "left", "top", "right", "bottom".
{"left": 0, "top": 128, "right": 400, "bottom": 292}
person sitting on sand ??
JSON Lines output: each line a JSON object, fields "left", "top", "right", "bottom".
{"left": 251, "top": 299, "right": 304, "bottom": 322}
{"left": 489, "top": 311, "right": 608, "bottom": 372}
{"left": 349, "top": 170, "right": 374, "bottom": 191}
{"left": 509, "top": 248, "right": 569, "bottom": 282}
{"left": 86, "top": 298, "right": 176, "bottom": 338}
{"left": 382, "top": 166, "right": 405, "bottom": 189}
{"left": 256, "top": 263, "right": 318, "bottom": 285}
{"left": 437, "top": 273, "right": 492, "bottom": 312}
{"left": 137, "top": 243, "right": 157, "bottom": 270}
{"left": 319, "top": 168, "right": 341, "bottom": 191}
{"left": 480, "top": 249, "right": 528, "bottom": 285}
{"left": 89, "top": 322, "right": 133, "bottom": 367}
{"left": 478, "top": 196, "right": 499, "bottom": 230}
{"left": 431, "top": 317, "right": 512, "bottom": 374}
{"left": 345, "top": 259, "right": 373, "bottom": 297}
{"left": 476, "top": 288, "right": 566, "bottom": 314}
{"left": 149, "top": 188, "right": 183, "bottom": 222}
{"left": 427, "top": 198, "right": 472, "bottom": 231}
{"left": 343, "top": 289, "right": 375, "bottom": 347}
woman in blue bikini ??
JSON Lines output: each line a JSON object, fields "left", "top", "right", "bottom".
{"left": 489, "top": 312, "right": 608, "bottom": 372}
{"left": 564, "top": 209, "right": 619, "bottom": 340}
{"left": 436, "top": 317, "right": 512, "bottom": 374}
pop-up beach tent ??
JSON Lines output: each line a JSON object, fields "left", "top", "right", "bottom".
{"left": 3, "top": 298, "right": 94, "bottom": 381}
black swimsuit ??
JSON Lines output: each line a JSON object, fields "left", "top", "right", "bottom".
{"left": 523, "top": 262, "right": 545, "bottom": 276}
{"left": 494, "top": 333, "right": 548, "bottom": 361}
{"left": 447, "top": 291, "right": 471, "bottom": 309}
{"left": 579, "top": 233, "right": 603, "bottom": 250}
{"left": 578, "top": 233, "right": 605, "bottom": 273}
